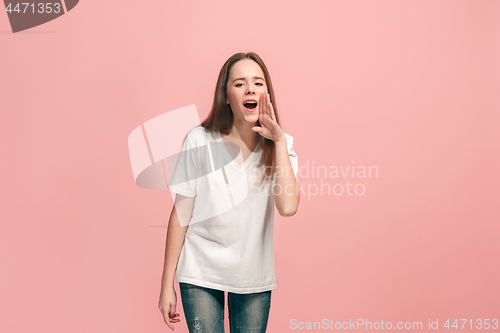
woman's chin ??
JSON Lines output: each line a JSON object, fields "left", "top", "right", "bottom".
{"left": 244, "top": 115, "right": 259, "bottom": 124}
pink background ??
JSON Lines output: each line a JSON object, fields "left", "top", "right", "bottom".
{"left": 1, "top": 0, "right": 499, "bottom": 332}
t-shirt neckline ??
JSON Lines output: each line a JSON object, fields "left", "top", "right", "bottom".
{"left": 217, "top": 130, "right": 261, "bottom": 168}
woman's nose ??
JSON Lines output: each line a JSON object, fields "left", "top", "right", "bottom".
{"left": 245, "top": 86, "right": 255, "bottom": 94}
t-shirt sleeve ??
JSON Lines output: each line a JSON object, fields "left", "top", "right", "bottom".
{"left": 167, "top": 132, "right": 199, "bottom": 197}
{"left": 286, "top": 134, "right": 299, "bottom": 179}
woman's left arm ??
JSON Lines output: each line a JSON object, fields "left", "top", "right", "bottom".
{"left": 252, "top": 91, "right": 300, "bottom": 217}
{"left": 273, "top": 135, "right": 300, "bottom": 216}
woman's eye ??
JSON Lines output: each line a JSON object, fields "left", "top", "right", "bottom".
{"left": 235, "top": 84, "right": 243, "bottom": 87}
{"left": 256, "top": 83, "right": 263, "bottom": 86}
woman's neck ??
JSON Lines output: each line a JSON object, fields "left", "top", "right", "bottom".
{"left": 225, "top": 119, "right": 260, "bottom": 146}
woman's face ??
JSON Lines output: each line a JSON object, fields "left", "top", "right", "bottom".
{"left": 226, "top": 59, "right": 267, "bottom": 125}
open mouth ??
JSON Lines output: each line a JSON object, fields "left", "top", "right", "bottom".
{"left": 243, "top": 101, "right": 258, "bottom": 110}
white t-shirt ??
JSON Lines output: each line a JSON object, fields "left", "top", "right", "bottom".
{"left": 167, "top": 125, "right": 298, "bottom": 294}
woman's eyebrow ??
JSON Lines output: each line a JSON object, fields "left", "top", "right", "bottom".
{"left": 232, "top": 76, "right": 265, "bottom": 83}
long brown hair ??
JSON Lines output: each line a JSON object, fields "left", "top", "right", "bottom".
{"left": 201, "top": 52, "right": 280, "bottom": 184}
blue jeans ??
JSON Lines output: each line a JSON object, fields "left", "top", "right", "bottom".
{"left": 179, "top": 282, "right": 272, "bottom": 333}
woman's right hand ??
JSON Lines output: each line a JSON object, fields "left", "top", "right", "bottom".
{"left": 159, "top": 286, "right": 181, "bottom": 330}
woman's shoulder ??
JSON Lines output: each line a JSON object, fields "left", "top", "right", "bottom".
{"left": 185, "top": 125, "right": 216, "bottom": 145}
{"left": 283, "top": 132, "right": 295, "bottom": 146}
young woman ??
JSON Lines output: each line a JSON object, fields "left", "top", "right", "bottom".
{"left": 158, "top": 52, "right": 300, "bottom": 332}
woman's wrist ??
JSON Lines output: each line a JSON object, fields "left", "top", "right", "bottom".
{"left": 273, "top": 133, "right": 286, "bottom": 144}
